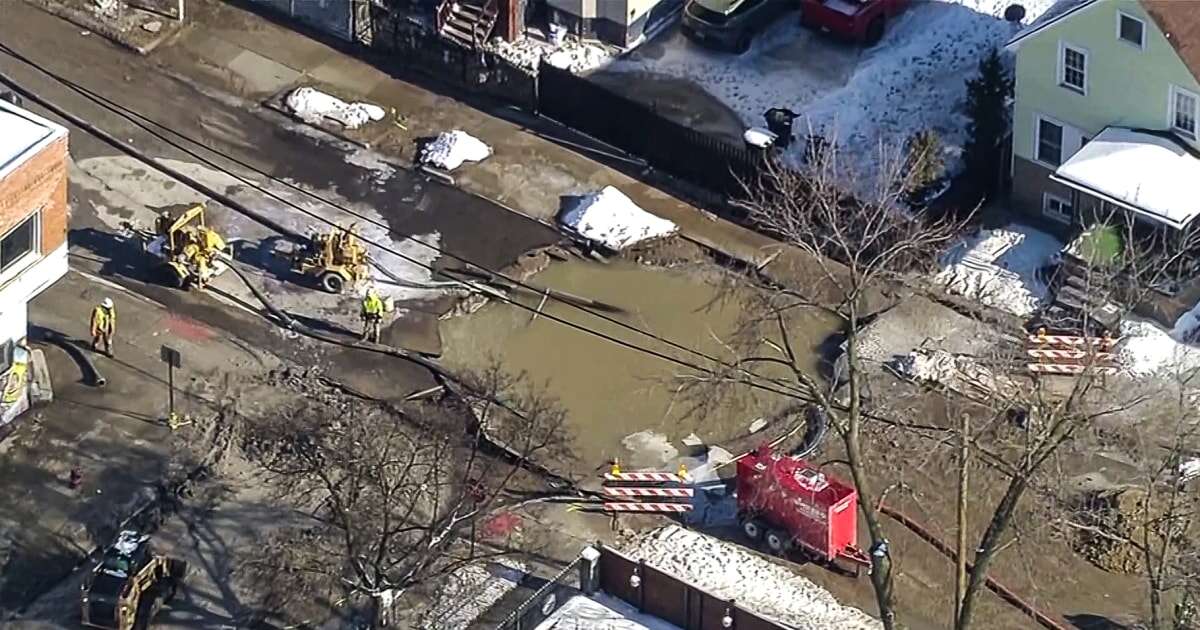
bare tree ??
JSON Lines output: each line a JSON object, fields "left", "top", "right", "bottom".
{"left": 686, "top": 145, "right": 971, "bottom": 629}
{"left": 224, "top": 367, "right": 569, "bottom": 627}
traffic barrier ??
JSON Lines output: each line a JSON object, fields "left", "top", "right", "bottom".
{"left": 1026, "top": 349, "right": 1117, "bottom": 361}
{"left": 1027, "top": 363, "right": 1118, "bottom": 375}
{"left": 603, "top": 471, "right": 690, "bottom": 483}
{"left": 602, "top": 486, "right": 694, "bottom": 498}
{"left": 602, "top": 502, "right": 693, "bottom": 513}
{"left": 1027, "top": 333, "right": 1116, "bottom": 348}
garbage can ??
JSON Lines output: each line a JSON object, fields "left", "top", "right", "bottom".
{"left": 743, "top": 127, "right": 777, "bottom": 158}
{"left": 764, "top": 108, "right": 799, "bottom": 148}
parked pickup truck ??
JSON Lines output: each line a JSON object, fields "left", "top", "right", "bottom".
{"left": 799, "top": 0, "right": 910, "bottom": 44}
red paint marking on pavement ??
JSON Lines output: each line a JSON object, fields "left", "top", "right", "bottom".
{"left": 164, "top": 313, "right": 215, "bottom": 342}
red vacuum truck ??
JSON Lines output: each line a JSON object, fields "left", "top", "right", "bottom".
{"left": 736, "top": 445, "right": 870, "bottom": 570}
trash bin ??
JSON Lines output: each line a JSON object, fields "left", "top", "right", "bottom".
{"left": 764, "top": 108, "right": 799, "bottom": 148}
{"left": 743, "top": 127, "right": 777, "bottom": 157}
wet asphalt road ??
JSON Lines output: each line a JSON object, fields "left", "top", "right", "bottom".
{"left": 0, "top": 4, "right": 561, "bottom": 393}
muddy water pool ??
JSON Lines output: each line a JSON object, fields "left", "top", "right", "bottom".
{"left": 439, "top": 258, "right": 840, "bottom": 470}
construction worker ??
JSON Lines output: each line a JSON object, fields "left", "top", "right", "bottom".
{"left": 90, "top": 297, "right": 116, "bottom": 356}
{"left": 360, "top": 288, "right": 385, "bottom": 343}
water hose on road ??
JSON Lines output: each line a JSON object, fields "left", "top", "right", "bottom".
{"left": 37, "top": 329, "right": 105, "bottom": 388}
{"left": 877, "top": 503, "right": 1069, "bottom": 630}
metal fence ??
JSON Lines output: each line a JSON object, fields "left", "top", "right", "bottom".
{"left": 537, "top": 63, "right": 763, "bottom": 199}
{"left": 242, "top": 0, "right": 358, "bottom": 41}
{"left": 597, "top": 546, "right": 787, "bottom": 630}
{"left": 495, "top": 558, "right": 582, "bottom": 630}
{"left": 369, "top": 9, "right": 538, "bottom": 109}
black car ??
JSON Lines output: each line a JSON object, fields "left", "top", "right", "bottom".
{"left": 681, "top": 0, "right": 796, "bottom": 53}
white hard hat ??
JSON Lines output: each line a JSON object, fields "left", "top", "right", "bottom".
{"left": 366, "top": 287, "right": 378, "bottom": 297}
{"left": 101, "top": 298, "right": 114, "bottom": 309}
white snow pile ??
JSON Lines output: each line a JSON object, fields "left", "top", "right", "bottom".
{"left": 489, "top": 35, "right": 613, "bottom": 74}
{"left": 936, "top": 224, "right": 1061, "bottom": 317}
{"left": 285, "top": 87, "right": 385, "bottom": 130}
{"left": 420, "top": 561, "right": 525, "bottom": 629}
{"left": 559, "top": 186, "right": 678, "bottom": 251}
{"left": 622, "top": 526, "right": 880, "bottom": 629}
{"left": 1119, "top": 319, "right": 1200, "bottom": 378}
{"left": 535, "top": 594, "right": 682, "bottom": 630}
{"left": 606, "top": 0, "right": 1058, "bottom": 185}
{"left": 890, "top": 349, "right": 1018, "bottom": 398}
{"left": 420, "top": 130, "right": 492, "bottom": 171}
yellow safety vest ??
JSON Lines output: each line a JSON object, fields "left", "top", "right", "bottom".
{"left": 362, "top": 295, "right": 384, "bottom": 316}
{"left": 91, "top": 306, "right": 115, "bottom": 334}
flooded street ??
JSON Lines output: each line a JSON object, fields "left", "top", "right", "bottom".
{"left": 440, "top": 257, "right": 841, "bottom": 470}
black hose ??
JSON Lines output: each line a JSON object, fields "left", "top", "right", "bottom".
{"left": 37, "top": 329, "right": 106, "bottom": 387}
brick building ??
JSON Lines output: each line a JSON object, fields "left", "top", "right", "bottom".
{"left": 0, "top": 98, "right": 69, "bottom": 427}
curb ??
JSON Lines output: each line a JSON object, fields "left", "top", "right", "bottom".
{"left": 23, "top": 0, "right": 183, "bottom": 56}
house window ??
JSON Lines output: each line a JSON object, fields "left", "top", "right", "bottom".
{"left": 1171, "top": 85, "right": 1199, "bottom": 138}
{"left": 0, "top": 214, "right": 37, "bottom": 274}
{"left": 1043, "top": 193, "right": 1073, "bottom": 224}
{"left": 1118, "top": 12, "right": 1145, "bottom": 48}
{"left": 1036, "top": 117, "right": 1064, "bottom": 166}
{"left": 1059, "top": 43, "right": 1088, "bottom": 93}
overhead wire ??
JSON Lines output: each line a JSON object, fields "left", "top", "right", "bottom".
{"left": 0, "top": 42, "right": 819, "bottom": 404}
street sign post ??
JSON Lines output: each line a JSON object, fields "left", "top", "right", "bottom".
{"left": 160, "top": 345, "right": 182, "bottom": 428}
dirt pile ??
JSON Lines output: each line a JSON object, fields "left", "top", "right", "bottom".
{"left": 1073, "top": 488, "right": 1194, "bottom": 575}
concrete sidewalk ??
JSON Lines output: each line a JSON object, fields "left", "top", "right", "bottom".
{"left": 0, "top": 269, "right": 281, "bottom": 613}
{"left": 155, "top": 0, "right": 789, "bottom": 269}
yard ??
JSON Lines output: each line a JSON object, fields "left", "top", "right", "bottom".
{"left": 593, "top": 0, "right": 1060, "bottom": 186}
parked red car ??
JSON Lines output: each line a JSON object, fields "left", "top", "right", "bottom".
{"left": 799, "top": 0, "right": 910, "bottom": 45}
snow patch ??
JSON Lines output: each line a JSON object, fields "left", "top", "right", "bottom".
{"left": 489, "top": 35, "right": 613, "bottom": 74}
{"left": 1119, "top": 319, "right": 1200, "bottom": 377}
{"left": 607, "top": 0, "right": 1057, "bottom": 188}
{"left": 936, "top": 224, "right": 1061, "bottom": 317}
{"left": 621, "top": 525, "right": 880, "bottom": 629}
{"left": 420, "top": 130, "right": 492, "bottom": 171}
{"left": 535, "top": 594, "right": 681, "bottom": 630}
{"left": 422, "top": 561, "right": 525, "bottom": 629}
{"left": 622, "top": 430, "right": 679, "bottom": 466}
{"left": 559, "top": 186, "right": 678, "bottom": 251}
{"left": 285, "top": 87, "right": 385, "bottom": 130}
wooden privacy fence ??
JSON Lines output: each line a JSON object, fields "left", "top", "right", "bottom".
{"left": 597, "top": 546, "right": 787, "bottom": 630}
{"left": 537, "top": 63, "right": 765, "bottom": 199}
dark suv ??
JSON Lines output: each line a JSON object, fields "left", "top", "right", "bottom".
{"left": 681, "top": 0, "right": 795, "bottom": 53}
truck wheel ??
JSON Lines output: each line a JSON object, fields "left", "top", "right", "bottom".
{"left": 742, "top": 519, "right": 765, "bottom": 542}
{"left": 319, "top": 271, "right": 346, "bottom": 294}
{"left": 161, "top": 263, "right": 186, "bottom": 289}
{"left": 765, "top": 529, "right": 789, "bottom": 555}
{"left": 864, "top": 17, "right": 885, "bottom": 46}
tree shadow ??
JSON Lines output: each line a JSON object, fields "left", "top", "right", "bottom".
{"left": 1065, "top": 614, "right": 1132, "bottom": 630}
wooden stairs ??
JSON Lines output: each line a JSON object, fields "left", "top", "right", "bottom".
{"left": 437, "top": 0, "right": 499, "bottom": 50}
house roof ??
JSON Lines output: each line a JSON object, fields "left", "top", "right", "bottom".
{"left": 1009, "top": 0, "right": 1200, "bottom": 85}
{"left": 0, "top": 99, "right": 67, "bottom": 181}
{"left": 1051, "top": 127, "right": 1200, "bottom": 230}
{"left": 1006, "top": 0, "right": 1098, "bottom": 48}
{"left": 1141, "top": 1, "right": 1200, "bottom": 85}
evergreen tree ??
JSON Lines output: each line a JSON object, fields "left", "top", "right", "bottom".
{"left": 962, "top": 48, "right": 1015, "bottom": 202}
{"left": 904, "top": 129, "right": 945, "bottom": 204}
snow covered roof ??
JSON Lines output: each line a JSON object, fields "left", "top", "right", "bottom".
{"left": 1051, "top": 127, "right": 1200, "bottom": 230}
{"left": 1006, "top": 0, "right": 1098, "bottom": 48}
{"left": 0, "top": 99, "right": 67, "bottom": 180}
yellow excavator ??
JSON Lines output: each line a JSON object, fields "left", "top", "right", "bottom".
{"left": 127, "top": 205, "right": 232, "bottom": 290}
{"left": 291, "top": 223, "right": 370, "bottom": 293}
{"left": 81, "top": 531, "right": 188, "bottom": 630}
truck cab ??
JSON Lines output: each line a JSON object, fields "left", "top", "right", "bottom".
{"left": 799, "top": 0, "right": 910, "bottom": 45}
